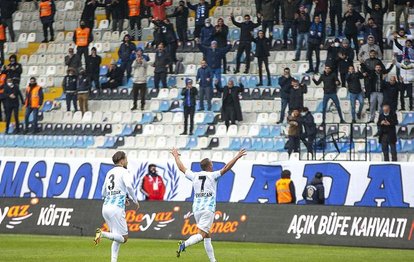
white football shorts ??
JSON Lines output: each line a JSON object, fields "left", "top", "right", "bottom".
{"left": 194, "top": 210, "right": 215, "bottom": 234}
{"left": 102, "top": 205, "right": 128, "bottom": 236}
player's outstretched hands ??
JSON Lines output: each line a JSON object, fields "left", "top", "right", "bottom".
{"left": 171, "top": 147, "right": 181, "bottom": 158}
{"left": 236, "top": 148, "right": 247, "bottom": 159}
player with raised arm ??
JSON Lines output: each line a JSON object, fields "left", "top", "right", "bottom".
{"left": 94, "top": 151, "right": 140, "bottom": 262}
{"left": 171, "top": 148, "right": 247, "bottom": 261}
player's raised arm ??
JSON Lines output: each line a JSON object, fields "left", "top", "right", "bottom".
{"left": 171, "top": 147, "right": 187, "bottom": 174}
{"left": 220, "top": 149, "right": 247, "bottom": 175}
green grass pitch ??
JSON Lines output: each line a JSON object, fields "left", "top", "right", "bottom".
{"left": 1, "top": 234, "right": 414, "bottom": 261}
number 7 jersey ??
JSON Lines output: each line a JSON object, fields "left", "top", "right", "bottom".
{"left": 102, "top": 166, "right": 138, "bottom": 209}
{"left": 185, "top": 170, "right": 221, "bottom": 213}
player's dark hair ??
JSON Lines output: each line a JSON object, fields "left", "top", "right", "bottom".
{"left": 200, "top": 158, "right": 211, "bottom": 171}
{"left": 281, "top": 170, "right": 291, "bottom": 178}
{"left": 112, "top": 151, "right": 126, "bottom": 165}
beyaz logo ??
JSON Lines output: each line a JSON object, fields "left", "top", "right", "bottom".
{"left": 102, "top": 206, "right": 178, "bottom": 232}
{"left": 36, "top": 204, "right": 74, "bottom": 227}
{"left": 0, "top": 201, "right": 35, "bottom": 229}
{"left": 181, "top": 210, "right": 247, "bottom": 236}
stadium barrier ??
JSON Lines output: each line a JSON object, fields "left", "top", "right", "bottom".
{"left": 0, "top": 157, "right": 413, "bottom": 207}
{"left": 1, "top": 198, "right": 414, "bottom": 249}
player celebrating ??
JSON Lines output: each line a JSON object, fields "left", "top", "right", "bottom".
{"left": 171, "top": 148, "right": 247, "bottom": 261}
{"left": 94, "top": 151, "right": 140, "bottom": 262}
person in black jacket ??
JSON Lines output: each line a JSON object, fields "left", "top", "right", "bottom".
{"left": 180, "top": 79, "right": 198, "bottom": 135}
{"left": 4, "top": 77, "right": 24, "bottom": 134}
{"left": 0, "top": 0, "right": 17, "bottom": 42}
{"left": 186, "top": 0, "right": 214, "bottom": 38}
{"left": 102, "top": 61, "right": 123, "bottom": 89}
{"left": 325, "top": 38, "right": 341, "bottom": 72}
{"left": 289, "top": 79, "right": 307, "bottom": 111}
{"left": 328, "top": 0, "right": 342, "bottom": 36}
{"left": 118, "top": 34, "right": 136, "bottom": 79}
{"left": 378, "top": 104, "right": 398, "bottom": 161}
{"left": 109, "top": 0, "right": 127, "bottom": 33}
{"left": 65, "top": 48, "right": 82, "bottom": 74}
{"left": 303, "top": 172, "right": 325, "bottom": 204}
{"left": 342, "top": 4, "right": 364, "bottom": 55}
{"left": 312, "top": 65, "right": 346, "bottom": 124}
{"left": 346, "top": 65, "right": 364, "bottom": 123}
{"left": 278, "top": 68, "right": 294, "bottom": 123}
{"left": 62, "top": 68, "right": 78, "bottom": 112}
{"left": 169, "top": 1, "right": 189, "bottom": 43}
{"left": 222, "top": 80, "right": 244, "bottom": 128}
{"left": 162, "top": 19, "right": 178, "bottom": 74}
{"left": 153, "top": 42, "right": 170, "bottom": 88}
{"left": 365, "top": 0, "right": 387, "bottom": 52}
{"left": 5, "top": 54, "right": 23, "bottom": 86}
{"left": 383, "top": 76, "right": 402, "bottom": 113}
{"left": 231, "top": 13, "right": 262, "bottom": 74}
{"left": 81, "top": 0, "right": 106, "bottom": 29}
{"left": 252, "top": 30, "right": 271, "bottom": 87}
{"left": 293, "top": 5, "right": 310, "bottom": 61}
{"left": 77, "top": 68, "right": 91, "bottom": 114}
{"left": 300, "top": 107, "right": 317, "bottom": 155}
{"left": 337, "top": 40, "right": 354, "bottom": 86}
{"left": 86, "top": 47, "right": 102, "bottom": 89}
{"left": 306, "top": 16, "right": 324, "bottom": 74}
{"left": 213, "top": 18, "right": 229, "bottom": 73}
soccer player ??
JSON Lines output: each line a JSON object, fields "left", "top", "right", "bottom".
{"left": 171, "top": 147, "right": 247, "bottom": 261}
{"left": 94, "top": 151, "right": 140, "bottom": 262}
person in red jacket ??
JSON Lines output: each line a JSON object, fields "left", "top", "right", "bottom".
{"left": 145, "top": 0, "right": 172, "bottom": 24}
{"left": 139, "top": 164, "right": 166, "bottom": 200}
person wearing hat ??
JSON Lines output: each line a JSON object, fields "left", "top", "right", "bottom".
{"left": 103, "top": 61, "right": 123, "bottom": 89}
{"left": 131, "top": 48, "right": 148, "bottom": 111}
{"left": 24, "top": 77, "right": 44, "bottom": 134}
{"left": 4, "top": 77, "right": 24, "bottom": 134}
{"left": 86, "top": 47, "right": 102, "bottom": 89}
{"left": 181, "top": 78, "right": 198, "bottom": 135}
{"left": 302, "top": 172, "right": 325, "bottom": 205}
{"left": 200, "top": 18, "right": 215, "bottom": 47}
{"left": 139, "top": 164, "right": 166, "bottom": 201}
{"left": 62, "top": 67, "right": 78, "bottom": 112}
{"left": 77, "top": 67, "right": 91, "bottom": 114}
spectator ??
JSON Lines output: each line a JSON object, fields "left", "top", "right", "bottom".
{"left": 197, "top": 40, "right": 231, "bottom": 91}
{"left": 0, "top": 69, "right": 6, "bottom": 122}
{"left": 348, "top": 0, "right": 362, "bottom": 12}
{"left": 186, "top": 0, "right": 213, "bottom": 38}
{"left": 312, "top": 65, "right": 346, "bottom": 124}
{"left": 346, "top": 65, "right": 364, "bottom": 123}
{"left": 360, "top": 18, "right": 380, "bottom": 45}
{"left": 162, "top": 19, "right": 178, "bottom": 73}
{"left": 65, "top": 48, "right": 82, "bottom": 74}
{"left": 77, "top": 68, "right": 91, "bottom": 114}
{"left": 24, "top": 77, "right": 43, "bottom": 134}
{"left": 289, "top": 79, "right": 307, "bottom": 111}
{"left": 378, "top": 104, "right": 398, "bottom": 161}
{"left": 102, "top": 61, "right": 123, "bottom": 89}
{"left": 287, "top": 109, "right": 301, "bottom": 155}
{"left": 196, "top": 60, "right": 213, "bottom": 111}
{"left": 39, "top": 0, "right": 56, "bottom": 43}
{"left": 200, "top": 18, "right": 215, "bottom": 47}
{"left": 62, "top": 68, "right": 78, "bottom": 112}
{"left": 282, "top": 0, "right": 299, "bottom": 49}
{"left": 383, "top": 76, "right": 402, "bottom": 112}
{"left": 329, "top": 0, "right": 342, "bottom": 36}
{"left": 0, "top": 0, "right": 17, "bottom": 42}
{"left": 0, "top": 20, "right": 5, "bottom": 65}
{"left": 4, "top": 77, "right": 24, "bottom": 134}
{"left": 145, "top": 0, "right": 172, "bottom": 22}
{"left": 153, "top": 42, "right": 170, "bottom": 89}
{"left": 300, "top": 107, "right": 317, "bottom": 155}
{"left": 365, "top": 0, "right": 388, "bottom": 52}
{"left": 358, "top": 35, "right": 382, "bottom": 61}
{"left": 104, "top": 0, "right": 113, "bottom": 24}
{"left": 131, "top": 48, "right": 148, "bottom": 111}
{"left": 342, "top": 4, "right": 364, "bottom": 55}
{"left": 393, "top": 35, "right": 414, "bottom": 61}
{"left": 86, "top": 47, "right": 102, "bottom": 89}
{"left": 395, "top": 0, "right": 410, "bottom": 30}
{"left": 180, "top": 79, "right": 198, "bottom": 135}
{"left": 139, "top": 164, "right": 166, "bottom": 201}
{"left": 313, "top": 0, "right": 328, "bottom": 25}
{"left": 293, "top": 5, "right": 310, "bottom": 61}
{"left": 222, "top": 80, "right": 244, "bottom": 128}
{"left": 73, "top": 21, "right": 93, "bottom": 64}
{"left": 396, "top": 59, "right": 414, "bottom": 111}
{"left": 326, "top": 38, "right": 341, "bottom": 72}
{"left": 118, "top": 34, "right": 136, "bottom": 79}
{"left": 231, "top": 13, "right": 261, "bottom": 74}
{"left": 109, "top": 0, "right": 127, "bottom": 33}
{"left": 5, "top": 55, "right": 23, "bottom": 86}
{"left": 260, "top": 0, "right": 277, "bottom": 37}
{"left": 362, "top": 62, "right": 394, "bottom": 123}
{"left": 306, "top": 16, "right": 324, "bottom": 74}
{"left": 212, "top": 17, "right": 229, "bottom": 73}
{"left": 278, "top": 68, "right": 294, "bottom": 124}
{"left": 275, "top": 170, "right": 296, "bottom": 204}
{"left": 169, "top": 1, "right": 189, "bottom": 43}
{"left": 127, "top": 0, "right": 143, "bottom": 40}
{"left": 252, "top": 30, "right": 271, "bottom": 87}
{"left": 81, "top": 0, "right": 106, "bottom": 29}
{"left": 302, "top": 172, "right": 325, "bottom": 205}
{"left": 337, "top": 50, "right": 353, "bottom": 87}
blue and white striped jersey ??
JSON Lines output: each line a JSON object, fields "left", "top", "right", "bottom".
{"left": 185, "top": 170, "right": 221, "bottom": 213}
{"left": 101, "top": 166, "right": 138, "bottom": 209}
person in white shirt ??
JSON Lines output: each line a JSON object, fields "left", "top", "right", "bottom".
{"left": 171, "top": 147, "right": 247, "bottom": 262}
{"left": 94, "top": 151, "right": 140, "bottom": 262}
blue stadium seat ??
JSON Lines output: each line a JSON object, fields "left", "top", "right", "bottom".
{"left": 272, "top": 28, "right": 281, "bottom": 39}
{"left": 121, "top": 124, "right": 134, "bottom": 136}
{"left": 41, "top": 100, "right": 53, "bottom": 112}
{"left": 53, "top": 136, "right": 64, "bottom": 148}
{"left": 194, "top": 125, "right": 207, "bottom": 137}
{"left": 258, "top": 125, "right": 271, "bottom": 137}
{"left": 14, "top": 135, "right": 24, "bottom": 147}
{"left": 401, "top": 139, "right": 414, "bottom": 152}
{"left": 368, "top": 138, "right": 381, "bottom": 153}
{"left": 274, "top": 138, "right": 286, "bottom": 152}
{"left": 228, "top": 138, "right": 242, "bottom": 151}
{"left": 270, "top": 125, "right": 282, "bottom": 137}
{"left": 23, "top": 136, "right": 34, "bottom": 147}
{"left": 248, "top": 76, "right": 259, "bottom": 87}
{"left": 74, "top": 136, "right": 86, "bottom": 148}
{"left": 202, "top": 112, "right": 215, "bottom": 124}
{"left": 396, "top": 139, "right": 402, "bottom": 153}
{"left": 184, "top": 137, "right": 198, "bottom": 150}
{"left": 211, "top": 101, "right": 221, "bottom": 112}
{"left": 239, "top": 76, "right": 248, "bottom": 87}
{"left": 401, "top": 113, "right": 414, "bottom": 125}
{"left": 99, "top": 66, "right": 108, "bottom": 76}
{"left": 220, "top": 75, "right": 227, "bottom": 87}
{"left": 139, "top": 113, "right": 154, "bottom": 124}
{"left": 271, "top": 76, "right": 279, "bottom": 87}
{"left": 85, "top": 136, "right": 95, "bottom": 147}
{"left": 63, "top": 136, "right": 75, "bottom": 147}
{"left": 147, "top": 76, "right": 155, "bottom": 89}
{"left": 101, "top": 137, "right": 116, "bottom": 148}
{"left": 315, "top": 102, "right": 324, "bottom": 113}
{"left": 241, "top": 138, "right": 252, "bottom": 150}
{"left": 33, "top": 136, "right": 44, "bottom": 148}
{"left": 230, "top": 28, "right": 241, "bottom": 41}
{"left": 168, "top": 76, "right": 177, "bottom": 87}
{"left": 263, "top": 138, "right": 274, "bottom": 151}
{"left": 158, "top": 100, "right": 170, "bottom": 112}
{"left": 43, "top": 136, "right": 54, "bottom": 148}
{"left": 252, "top": 138, "right": 263, "bottom": 151}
